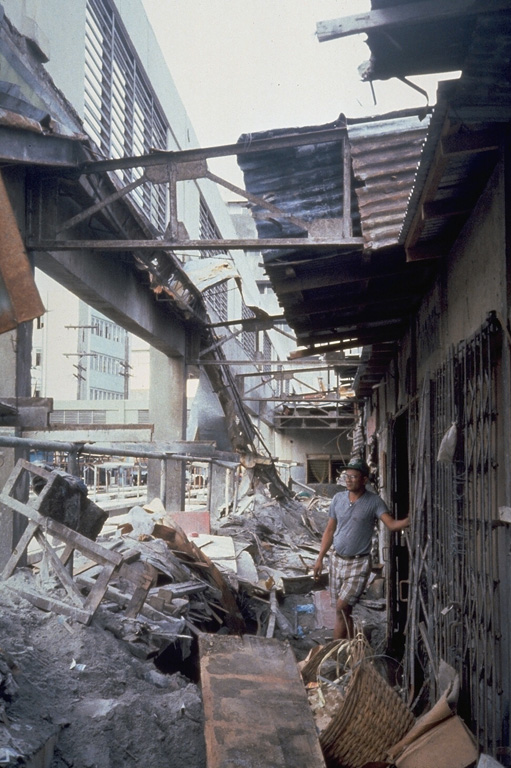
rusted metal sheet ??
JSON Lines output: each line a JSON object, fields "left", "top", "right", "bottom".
{"left": 199, "top": 634, "right": 326, "bottom": 768}
{"left": 0, "top": 170, "right": 45, "bottom": 333}
{"left": 348, "top": 115, "right": 430, "bottom": 250}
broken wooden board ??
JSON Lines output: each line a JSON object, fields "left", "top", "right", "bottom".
{"left": 152, "top": 521, "right": 246, "bottom": 633}
{"left": 199, "top": 634, "right": 326, "bottom": 768}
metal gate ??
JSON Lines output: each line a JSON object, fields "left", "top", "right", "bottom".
{"left": 401, "top": 314, "right": 505, "bottom": 755}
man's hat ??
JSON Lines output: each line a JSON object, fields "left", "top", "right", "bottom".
{"left": 346, "top": 458, "right": 370, "bottom": 476}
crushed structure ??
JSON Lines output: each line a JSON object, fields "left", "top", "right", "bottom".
{"left": 0, "top": 0, "right": 510, "bottom": 766}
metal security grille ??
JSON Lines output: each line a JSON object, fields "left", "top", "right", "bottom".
{"left": 84, "top": 0, "right": 168, "bottom": 230}
{"left": 402, "top": 315, "right": 503, "bottom": 755}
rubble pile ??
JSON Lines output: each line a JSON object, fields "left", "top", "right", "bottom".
{"left": 0, "top": 460, "right": 332, "bottom": 766}
{"left": 0, "top": 581, "right": 206, "bottom": 767}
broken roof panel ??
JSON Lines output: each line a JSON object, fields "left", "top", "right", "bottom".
{"left": 399, "top": 6, "right": 511, "bottom": 260}
{"left": 237, "top": 117, "right": 361, "bottom": 254}
{"left": 237, "top": 110, "right": 436, "bottom": 354}
{"left": 348, "top": 113, "right": 430, "bottom": 250}
{"left": 317, "top": 1, "right": 511, "bottom": 82}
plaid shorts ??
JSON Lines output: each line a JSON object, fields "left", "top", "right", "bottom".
{"left": 329, "top": 553, "right": 372, "bottom": 607}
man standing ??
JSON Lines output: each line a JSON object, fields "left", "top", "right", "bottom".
{"left": 313, "top": 458, "right": 410, "bottom": 640}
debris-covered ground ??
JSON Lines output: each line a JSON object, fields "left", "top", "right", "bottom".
{"left": 0, "top": 578, "right": 206, "bottom": 768}
{"left": 0, "top": 464, "right": 390, "bottom": 767}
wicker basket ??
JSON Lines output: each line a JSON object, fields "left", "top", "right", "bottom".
{"left": 319, "top": 658, "right": 415, "bottom": 768}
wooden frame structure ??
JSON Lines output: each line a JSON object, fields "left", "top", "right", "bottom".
{"left": 0, "top": 460, "right": 123, "bottom": 625}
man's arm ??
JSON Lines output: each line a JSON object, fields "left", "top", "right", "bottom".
{"left": 380, "top": 512, "right": 410, "bottom": 532}
{"left": 313, "top": 517, "right": 337, "bottom": 579}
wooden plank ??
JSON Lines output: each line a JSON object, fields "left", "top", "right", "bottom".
{"left": 316, "top": 0, "right": 500, "bottom": 42}
{"left": 1, "top": 520, "right": 39, "bottom": 579}
{"left": 77, "top": 575, "right": 131, "bottom": 609}
{"left": 200, "top": 635, "right": 326, "bottom": 768}
{"left": 10, "top": 586, "right": 92, "bottom": 624}
{"left": 82, "top": 562, "right": 118, "bottom": 614}
{"left": 266, "top": 588, "right": 277, "bottom": 638}
{"left": 33, "top": 529, "right": 84, "bottom": 607}
{"left": 124, "top": 564, "right": 158, "bottom": 619}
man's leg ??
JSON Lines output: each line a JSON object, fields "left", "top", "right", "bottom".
{"left": 334, "top": 597, "right": 353, "bottom": 639}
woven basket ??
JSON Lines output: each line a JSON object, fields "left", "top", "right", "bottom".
{"left": 319, "top": 659, "right": 415, "bottom": 768}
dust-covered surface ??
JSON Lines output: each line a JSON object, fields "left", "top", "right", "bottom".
{"left": 0, "top": 473, "right": 387, "bottom": 767}
{"left": 0, "top": 573, "right": 206, "bottom": 768}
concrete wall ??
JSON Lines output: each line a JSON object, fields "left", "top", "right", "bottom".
{"left": 413, "top": 161, "right": 506, "bottom": 386}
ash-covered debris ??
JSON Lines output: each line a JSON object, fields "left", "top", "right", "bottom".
{"left": 0, "top": 581, "right": 206, "bottom": 768}
{"left": 0, "top": 459, "right": 337, "bottom": 767}
{"left": 214, "top": 468, "right": 330, "bottom": 579}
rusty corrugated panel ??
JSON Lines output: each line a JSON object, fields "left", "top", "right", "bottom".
{"left": 0, "top": 170, "right": 45, "bottom": 333}
{"left": 348, "top": 115, "right": 430, "bottom": 250}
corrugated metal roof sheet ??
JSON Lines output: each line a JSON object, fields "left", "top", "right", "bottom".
{"left": 236, "top": 110, "right": 438, "bottom": 356}
{"left": 348, "top": 115, "right": 430, "bottom": 250}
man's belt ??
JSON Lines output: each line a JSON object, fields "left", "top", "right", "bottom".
{"left": 334, "top": 552, "right": 370, "bottom": 560}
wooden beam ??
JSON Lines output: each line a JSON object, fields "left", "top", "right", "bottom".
{"left": 271, "top": 260, "right": 424, "bottom": 295}
{"left": 406, "top": 240, "right": 447, "bottom": 261}
{"left": 29, "top": 237, "right": 364, "bottom": 252}
{"left": 440, "top": 126, "right": 501, "bottom": 158}
{"left": 316, "top": 0, "right": 504, "bottom": 42}
{"left": 404, "top": 115, "right": 452, "bottom": 254}
{"left": 283, "top": 291, "right": 423, "bottom": 319}
{"left": 422, "top": 197, "right": 473, "bottom": 221}
{"left": 289, "top": 329, "right": 404, "bottom": 358}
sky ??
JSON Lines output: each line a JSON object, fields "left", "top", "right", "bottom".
{"left": 140, "top": 0, "right": 447, "bottom": 152}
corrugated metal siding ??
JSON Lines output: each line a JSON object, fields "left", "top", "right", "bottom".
{"left": 348, "top": 116, "right": 430, "bottom": 250}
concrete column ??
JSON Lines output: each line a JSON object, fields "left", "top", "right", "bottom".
{"left": 209, "top": 463, "right": 230, "bottom": 521}
{"left": 147, "top": 347, "right": 186, "bottom": 511}
{"left": 0, "top": 323, "right": 32, "bottom": 569}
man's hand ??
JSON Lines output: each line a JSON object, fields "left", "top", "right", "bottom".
{"left": 312, "top": 558, "right": 324, "bottom": 580}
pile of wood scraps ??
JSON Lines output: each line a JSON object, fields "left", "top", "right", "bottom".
{"left": 0, "top": 460, "right": 334, "bottom": 654}
{"left": 0, "top": 460, "right": 246, "bottom": 644}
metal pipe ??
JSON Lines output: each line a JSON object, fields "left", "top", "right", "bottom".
{"left": 0, "top": 436, "right": 238, "bottom": 467}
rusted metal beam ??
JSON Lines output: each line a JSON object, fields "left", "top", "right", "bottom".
{"left": 57, "top": 176, "right": 146, "bottom": 233}
{"left": 29, "top": 237, "right": 364, "bottom": 251}
{"left": 79, "top": 126, "right": 346, "bottom": 175}
{"left": 206, "top": 171, "right": 310, "bottom": 233}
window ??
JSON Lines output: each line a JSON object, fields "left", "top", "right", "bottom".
{"left": 199, "top": 197, "right": 226, "bottom": 259}
{"left": 262, "top": 332, "right": 272, "bottom": 373}
{"left": 84, "top": 0, "right": 168, "bottom": 230}
{"left": 240, "top": 302, "right": 256, "bottom": 359}
{"left": 199, "top": 199, "right": 230, "bottom": 321}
